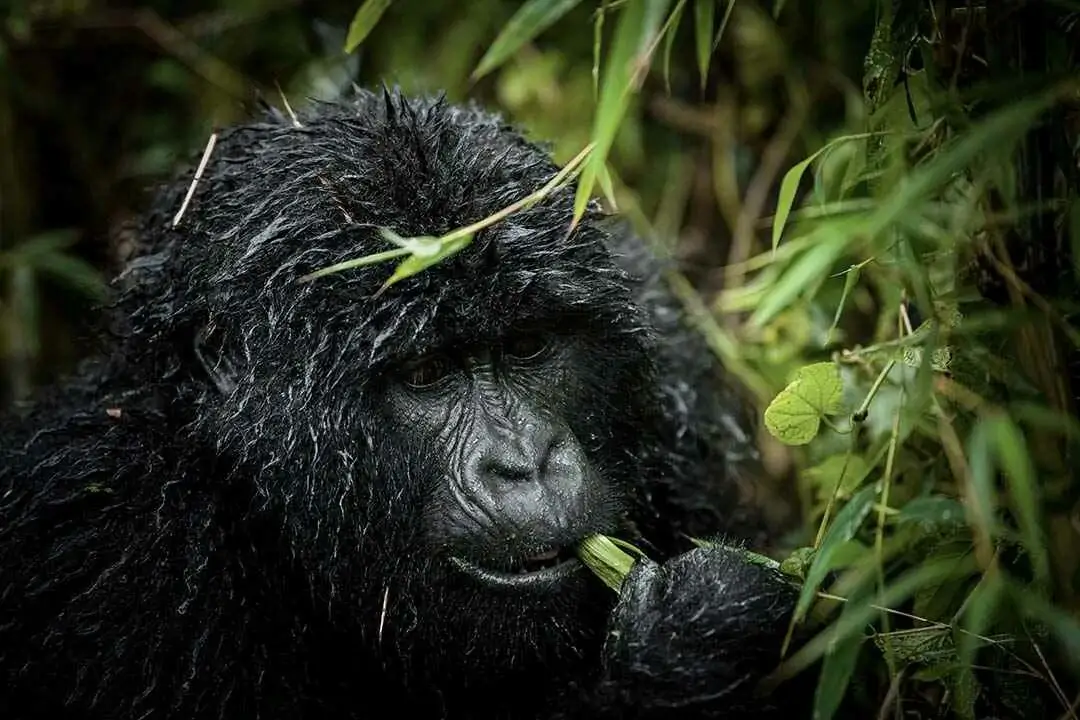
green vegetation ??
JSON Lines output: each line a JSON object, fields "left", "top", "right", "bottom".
{"left": 3, "top": 0, "right": 1079, "bottom": 716}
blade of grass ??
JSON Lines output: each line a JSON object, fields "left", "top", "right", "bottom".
{"left": 574, "top": 0, "right": 668, "bottom": 223}
{"left": 772, "top": 132, "right": 882, "bottom": 252}
{"left": 344, "top": 0, "right": 393, "bottom": 53}
{"left": 660, "top": 0, "right": 687, "bottom": 93}
{"left": 472, "top": 0, "right": 583, "bottom": 79}
{"left": 693, "top": 0, "right": 714, "bottom": 92}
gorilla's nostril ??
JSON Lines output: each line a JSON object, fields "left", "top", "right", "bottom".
{"left": 479, "top": 454, "right": 536, "bottom": 485}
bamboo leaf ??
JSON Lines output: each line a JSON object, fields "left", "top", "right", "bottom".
{"left": 344, "top": 0, "right": 393, "bottom": 53}
{"left": 574, "top": 0, "right": 668, "bottom": 222}
{"left": 793, "top": 484, "right": 876, "bottom": 623}
{"left": 661, "top": 0, "right": 687, "bottom": 93}
{"left": 693, "top": 0, "right": 714, "bottom": 92}
{"left": 472, "top": 0, "right": 583, "bottom": 79}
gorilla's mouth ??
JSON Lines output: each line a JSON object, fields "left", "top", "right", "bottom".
{"left": 450, "top": 545, "right": 582, "bottom": 589}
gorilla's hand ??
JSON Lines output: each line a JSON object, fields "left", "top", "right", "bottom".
{"left": 596, "top": 545, "right": 800, "bottom": 719}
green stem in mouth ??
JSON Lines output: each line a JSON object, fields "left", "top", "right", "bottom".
{"left": 576, "top": 534, "right": 642, "bottom": 592}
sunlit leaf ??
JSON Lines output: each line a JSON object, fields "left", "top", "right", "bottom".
{"left": 772, "top": 134, "right": 878, "bottom": 251}
{"left": 763, "top": 362, "right": 845, "bottom": 445}
{"left": 344, "top": 0, "right": 393, "bottom": 53}
{"left": 472, "top": 0, "right": 583, "bottom": 79}
{"left": 574, "top": 0, "right": 668, "bottom": 222}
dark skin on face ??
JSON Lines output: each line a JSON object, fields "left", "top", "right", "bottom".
{"left": 388, "top": 329, "right": 621, "bottom": 592}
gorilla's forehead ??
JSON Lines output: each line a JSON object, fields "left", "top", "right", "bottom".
{"left": 163, "top": 89, "right": 647, "bottom": 372}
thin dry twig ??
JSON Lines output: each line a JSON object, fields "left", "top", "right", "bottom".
{"left": 172, "top": 132, "right": 218, "bottom": 228}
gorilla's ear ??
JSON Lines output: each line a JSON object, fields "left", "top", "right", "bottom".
{"left": 194, "top": 325, "right": 238, "bottom": 396}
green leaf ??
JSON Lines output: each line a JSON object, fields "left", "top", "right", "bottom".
{"left": 750, "top": 221, "right": 853, "bottom": 328}
{"left": 715, "top": 0, "right": 735, "bottom": 50}
{"left": 964, "top": 416, "right": 1000, "bottom": 543}
{"left": 989, "top": 416, "right": 1049, "bottom": 589}
{"left": 957, "top": 570, "right": 1004, "bottom": 680}
{"left": 574, "top": 0, "right": 668, "bottom": 222}
{"left": 861, "top": 89, "right": 1059, "bottom": 242}
{"left": 472, "top": 0, "right": 583, "bottom": 79}
{"left": 379, "top": 234, "right": 473, "bottom": 291}
{"left": 951, "top": 664, "right": 980, "bottom": 720}
{"left": 9, "top": 229, "right": 80, "bottom": 258}
{"left": 793, "top": 484, "right": 877, "bottom": 623}
{"left": 1010, "top": 578, "right": 1080, "bottom": 676}
{"left": 896, "top": 497, "right": 967, "bottom": 530}
{"left": 780, "top": 546, "right": 816, "bottom": 579}
{"left": 9, "top": 264, "right": 40, "bottom": 357}
{"left": 378, "top": 228, "right": 446, "bottom": 257}
{"left": 763, "top": 362, "right": 844, "bottom": 446}
{"left": 693, "top": 0, "right": 714, "bottom": 92}
{"left": 778, "top": 554, "right": 979, "bottom": 680}
{"left": 814, "top": 626, "right": 864, "bottom": 720}
{"left": 1010, "top": 401, "right": 1080, "bottom": 442}
{"left": 826, "top": 264, "right": 861, "bottom": 344}
{"left": 344, "top": 0, "right": 393, "bottom": 53}
{"left": 805, "top": 454, "right": 871, "bottom": 501}
{"left": 872, "top": 625, "right": 955, "bottom": 665}
{"left": 28, "top": 251, "right": 108, "bottom": 300}
{"left": 772, "top": 133, "right": 878, "bottom": 251}
{"left": 660, "top": 0, "right": 687, "bottom": 93}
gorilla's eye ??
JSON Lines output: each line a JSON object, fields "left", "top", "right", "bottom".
{"left": 405, "top": 355, "right": 455, "bottom": 389}
{"left": 504, "top": 335, "right": 549, "bottom": 362}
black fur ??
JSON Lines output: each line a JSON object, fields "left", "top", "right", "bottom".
{"left": 0, "top": 89, "right": 801, "bottom": 719}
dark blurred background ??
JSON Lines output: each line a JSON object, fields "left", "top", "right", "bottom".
{"left": 5, "top": 4, "right": 1080, "bottom": 713}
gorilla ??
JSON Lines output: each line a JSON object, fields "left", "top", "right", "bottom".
{"left": 0, "top": 88, "right": 804, "bottom": 720}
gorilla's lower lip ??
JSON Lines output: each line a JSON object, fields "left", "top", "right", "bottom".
{"left": 449, "top": 553, "right": 582, "bottom": 589}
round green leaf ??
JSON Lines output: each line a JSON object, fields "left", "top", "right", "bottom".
{"left": 763, "top": 362, "right": 844, "bottom": 445}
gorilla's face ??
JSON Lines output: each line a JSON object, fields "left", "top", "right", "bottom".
{"left": 386, "top": 325, "right": 627, "bottom": 595}
{"left": 364, "top": 313, "right": 655, "bottom": 691}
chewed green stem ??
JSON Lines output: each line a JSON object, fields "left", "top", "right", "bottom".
{"left": 577, "top": 534, "right": 640, "bottom": 592}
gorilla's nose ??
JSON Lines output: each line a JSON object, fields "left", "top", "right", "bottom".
{"left": 465, "top": 424, "right": 590, "bottom": 533}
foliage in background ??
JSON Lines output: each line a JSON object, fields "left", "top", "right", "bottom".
{"left": 3, "top": 0, "right": 1080, "bottom": 717}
